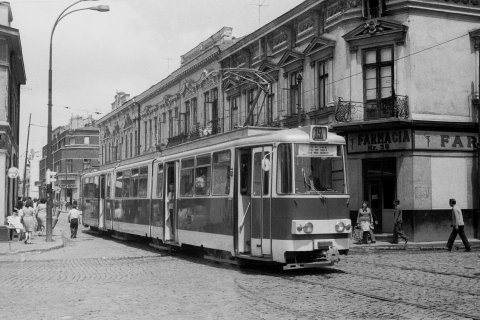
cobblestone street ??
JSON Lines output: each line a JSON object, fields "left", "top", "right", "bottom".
{"left": 0, "top": 215, "right": 479, "bottom": 320}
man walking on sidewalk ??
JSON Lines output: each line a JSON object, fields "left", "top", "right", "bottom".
{"left": 446, "top": 198, "right": 471, "bottom": 252}
{"left": 68, "top": 200, "right": 82, "bottom": 239}
{"left": 392, "top": 200, "right": 408, "bottom": 245}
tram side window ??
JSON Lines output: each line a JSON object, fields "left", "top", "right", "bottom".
{"left": 94, "top": 176, "right": 100, "bottom": 198}
{"left": 115, "top": 172, "right": 123, "bottom": 198}
{"left": 212, "top": 150, "right": 231, "bottom": 195}
{"left": 106, "top": 174, "right": 111, "bottom": 199}
{"left": 123, "top": 170, "right": 131, "bottom": 198}
{"left": 82, "top": 178, "right": 89, "bottom": 198}
{"left": 195, "top": 154, "right": 211, "bottom": 196}
{"left": 138, "top": 166, "right": 148, "bottom": 198}
{"left": 156, "top": 164, "right": 164, "bottom": 198}
{"left": 131, "top": 168, "right": 139, "bottom": 197}
{"left": 277, "top": 144, "right": 292, "bottom": 194}
{"left": 180, "top": 158, "right": 195, "bottom": 197}
{"left": 253, "top": 152, "right": 269, "bottom": 196}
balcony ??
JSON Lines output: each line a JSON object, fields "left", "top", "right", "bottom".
{"left": 167, "top": 119, "right": 224, "bottom": 147}
{"left": 334, "top": 95, "right": 409, "bottom": 123}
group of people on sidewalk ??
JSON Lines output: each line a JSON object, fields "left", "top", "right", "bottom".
{"left": 6, "top": 197, "right": 83, "bottom": 243}
{"left": 356, "top": 198, "right": 471, "bottom": 252}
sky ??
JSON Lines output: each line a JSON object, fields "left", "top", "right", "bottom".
{"left": 9, "top": 0, "right": 301, "bottom": 168}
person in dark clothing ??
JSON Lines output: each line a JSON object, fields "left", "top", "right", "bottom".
{"left": 67, "top": 200, "right": 82, "bottom": 239}
{"left": 392, "top": 200, "right": 408, "bottom": 245}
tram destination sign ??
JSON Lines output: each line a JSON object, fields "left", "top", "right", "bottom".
{"left": 347, "top": 129, "right": 412, "bottom": 153}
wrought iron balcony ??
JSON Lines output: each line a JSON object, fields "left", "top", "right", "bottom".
{"left": 334, "top": 95, "right": 409, "bottom": 123}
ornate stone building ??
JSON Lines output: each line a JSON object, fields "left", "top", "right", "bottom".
{"left": 97, "top": 27, "right": 236, "bottom": 166}
{"left": 0, "top": 3, "right": 25, "bottom": 225}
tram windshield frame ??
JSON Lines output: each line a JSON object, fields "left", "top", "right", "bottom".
{"left": 277, "top": 143, "right": 347, "bottom": 195}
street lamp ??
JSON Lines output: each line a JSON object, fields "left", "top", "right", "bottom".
{"left": 46, "top": 0, "right": 109, "bottom": 242}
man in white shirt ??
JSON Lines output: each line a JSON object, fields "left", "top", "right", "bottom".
{"left": 446, "top": 198, "right": 471, "bottom": 252}
{"left": 67, "top": 200, "right": 82, "bottom": 239}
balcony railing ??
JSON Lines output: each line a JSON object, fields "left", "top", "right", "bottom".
{"left": 334, "top": 95, "right": 409, "bottom": 123}
{"left": 167, "top": 119, "right": 224, "bottom": 147}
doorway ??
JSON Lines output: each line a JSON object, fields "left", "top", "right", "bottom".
{"left": 164, "top": 162, "right": 177, "bottom": 242}
{"left": 363, "top": 158, "right": 397, "bottom": 233}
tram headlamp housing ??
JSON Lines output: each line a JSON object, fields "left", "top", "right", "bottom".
{"left": 303, "top": 222, "right": 314, "bottom": 233}
{"left": 335, "top": 221, "right": 345, "bottom": 233}
{"left": 345, "top": 223, "right": 352, "bottom": 231}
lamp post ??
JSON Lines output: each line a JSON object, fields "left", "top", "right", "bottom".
{"left": 46, "top": 0, "right": 109, "bottom": 242}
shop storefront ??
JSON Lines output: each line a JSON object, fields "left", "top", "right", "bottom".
{"left": 336, "top": 123, "right": 479, "bottom": 242}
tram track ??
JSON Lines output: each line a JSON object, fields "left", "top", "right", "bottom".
{"left": 235, "top": 266, "right": 480, "bottom": 320}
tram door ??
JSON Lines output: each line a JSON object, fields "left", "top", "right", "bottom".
{"left": 164, "top": 162, "right": 177, "bottom": 243}
{"left": 99, "top": 175, "right": 106, "bottom": 230}
{"left": 237, "top": 151, "right": 252, "bottom": 254}
{"left": 250, "top": 147, "right": 272, "bottom": 257}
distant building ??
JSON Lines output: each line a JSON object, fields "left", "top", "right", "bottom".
{"left": 39, "top": 116, "right": 99, "bottom": 203}
{"left": 0, "top": 3, "right": 26, "bottom": 224}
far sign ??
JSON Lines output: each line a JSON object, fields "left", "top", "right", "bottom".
{"left": 7, "top": 167, "right": 19, "bottom": 179}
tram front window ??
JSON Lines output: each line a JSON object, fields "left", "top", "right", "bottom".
{"left": 293, "top": 144, "right": 345, "bottom": 194}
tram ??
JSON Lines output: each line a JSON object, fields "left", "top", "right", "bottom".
{"left": 80, "top": 125, "right": 351, "bottom": 269}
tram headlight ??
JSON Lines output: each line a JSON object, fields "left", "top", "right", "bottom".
{"left": 335, "top": 221, "right": 345, "bottom": 232}
{"left": 303, "top": 222, "right": 314, "bottom": 233}
{"left": 345, "top": 223, "right": 352, "bottom": 231}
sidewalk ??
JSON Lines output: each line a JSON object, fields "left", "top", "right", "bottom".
{"left": 0, "top": 212, "right": 67, "bottom": 255}
{"left": 349, "top": 238, "right": 480, "bottom": 254}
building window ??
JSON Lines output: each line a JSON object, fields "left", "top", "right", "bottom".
{"left": 204, "top": 91, "right": 209, "bottom": 127}
{"left": 149, "top": 119, "right": 153, "bottom": 149}
{"left": 266, "top": 93, "right": 274, "bottom": 125}
{"left": 168, "top": 110, "right": 173, "bottom": 138}
{"left": 289, "top": 71, "right": 302, "bottom": 116}
{"left": 66, "top": 159, "right": 73, "bottom": 173}
{"left": 246, "top": 89, "right": 255, "bottom": 126}
{"left": 69, "top": 137, "right": 76, "bottom": 145}
{"left": 83, "top": 159, "right": 91, "bottom": 170}
{"left": 192, "top": 98, "right": 198, "bottom": 128}
{"left": 230, "top": 96, "right": 239, "bottom": 129}
{"left": 211, "top": 88, "right": 219, "bottom": 134}
{"left": 318, "top": 60, "right": 329, "bottom": 109}
{"left": 144, "top": 121, "right": 148, "bottom": 152}
{"left": 130, "top": 132, "right": 133, "bottom": 157}
{"left": 185, "top": 100, "right": 190, "bottom": 134}
{"left": 363, "top": 0, "right": 386, "bottom": 19}
{"left": 84, "top": 137, "right": 90, "bottom": 144}
{"left": 154, "top": 116, "right": 158, "bottom": 146}
{"left": 363, "top": 46, "right": 394, "bottom": 120}
{"left": 134, "top": 131, "right": 138, "bottom": 156}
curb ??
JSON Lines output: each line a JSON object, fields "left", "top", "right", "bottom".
{"left": 349, "top": 243, "right": 480, "bottom": 254}
{"left": 0, "top": 229, "right": 66, "bottom": 256}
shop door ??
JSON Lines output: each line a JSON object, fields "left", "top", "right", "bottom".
{"left": 364, "top": 158, "right": 397, "bottom": 234}
{"left": 164, "top": 162, "right": 177, "bottom": 243}
{"left": 367, "top": 179, "right": 383, "bottom": 233}
{"left": 250, "top": 146, "right": 272, "bottom": 257}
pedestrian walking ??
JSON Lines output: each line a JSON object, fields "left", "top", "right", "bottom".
{"left": 391, "top": 200, "right": 408, "bottom": 244}
{"left": 68, "top": 200, "right": 82, "bottom": 239}
{"left": 21, "top": 199, "right": 36, "bottom": 244}
{"left": 35, "top": 198, "right": 47, "bottom": 236}
{"left": 445, "top": 198, "right": 471, "bottom": 252}
{"left": 357, "top": 201, "right": 376, "bottom": 244}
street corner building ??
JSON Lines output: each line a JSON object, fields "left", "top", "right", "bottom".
{"left": 0, "top": 3, "right": 26, "bottom": 226}
{"left": 92, "top": 0, "right": 479, "bottom": 243}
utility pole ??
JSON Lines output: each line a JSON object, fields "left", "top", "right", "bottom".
{"left": 22, "top": 113, "right": 31, "bottom": 197}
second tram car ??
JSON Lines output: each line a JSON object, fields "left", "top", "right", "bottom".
{"left": 81, "top": 125, "right": 351, "bottom": 269}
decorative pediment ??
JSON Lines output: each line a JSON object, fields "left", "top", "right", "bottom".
{"left": 343, "top": 19, "right": 408, "bottom": 52}
{"left": 258, "top": 60, "right": 280, "bottom": 81}
{"left": 279, "top": 49, "right": 305, "bottom": 74}
{"left": 180, "top": 78, "right": 197, "bottom": 97}
{"left": 304, "top": 36, "right": 336, "bottom": 65}
{"left": 222, "top": 78, "right": 237, "bottom": 92}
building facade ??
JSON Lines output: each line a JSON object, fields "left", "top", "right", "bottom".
{"left": 97, "top": 27, "right": 236, "bottom": 166}
{"left": 219, "top": 0, "right": 480, "bottom": 241}
{"left": 95, "top": 0, "right": 479, "bottom": 241}
{"left": 39, "top": 116, "right": 99, "bottom": 203}
{"left": 0, "top": 3, "right": 26, "bottom": 225}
